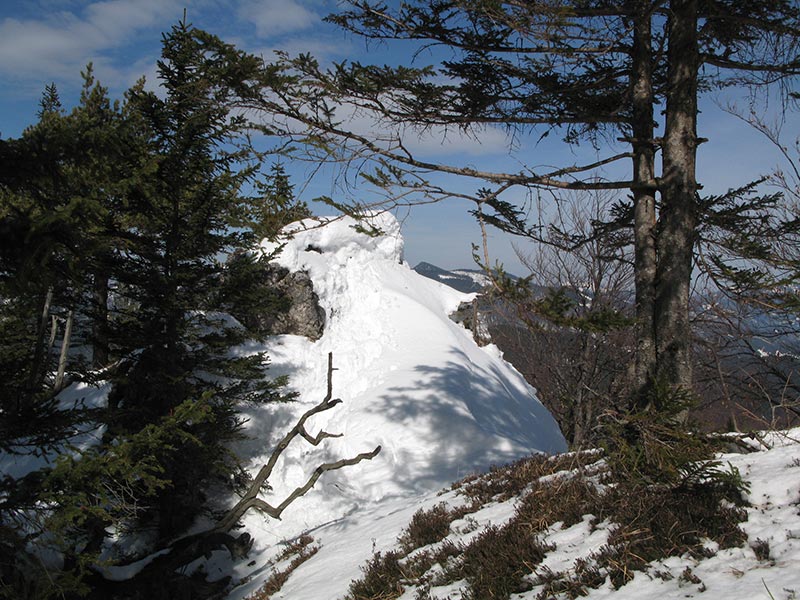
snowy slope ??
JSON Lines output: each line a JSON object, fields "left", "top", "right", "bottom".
{"left": 221, "top": 214, "right": 566, "bottom": 597}
{"left": 524, "top": 431, "right": 800, "bottom": 600}
{"left": 230, "top": 426, "right": 800, "bottom": 600}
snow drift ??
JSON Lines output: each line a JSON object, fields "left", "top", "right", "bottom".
{"left": 221, "top": 213, "right": 566, "bottom": 595}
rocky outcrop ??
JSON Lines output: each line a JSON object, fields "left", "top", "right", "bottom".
{"left": 450, "top": 298, "right": 491, "bottom": 346}
{"left": 246, "top": 264, "right": 326, "bottom": 340}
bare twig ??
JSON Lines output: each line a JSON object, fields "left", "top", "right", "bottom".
{"left": 102, "top": 352, "right": 381, "bottom": 585}
{"left": 215, "top": 351, "right": 380, "bottom": 532}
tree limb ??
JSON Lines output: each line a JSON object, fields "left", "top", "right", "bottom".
{"left": 101, "top": 352, "right": 381, "bottom": 583}
{"left": 227, "top": 445, "right": 382, "bottom": 525}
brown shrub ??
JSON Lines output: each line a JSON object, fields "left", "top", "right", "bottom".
{"left": 452, "top": 524, "right": 553, "bottom": 600}
{"left": 247, "top": 535, "right": 319, "bottom": 600}
{"left": 397, "top": 503, "right": 455, "bottom": 553}
{"left": 345, "top": 551, "right": 405, "bottom": 600}
{"left": 593, "top": 479, "right": 747, "bottom": 589}
{"left": 452, "top": 451, "right": 597, "bottom": 504}
{"left": 346, "top": 406, "right": 750, "bottom": 600}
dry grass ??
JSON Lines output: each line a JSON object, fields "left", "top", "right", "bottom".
{"left": 344, "top": 551, "right": 406, "bottom": 600}
{"left": 246, "top": 534, "right": 319, "bottom": 600}
{"left": 452, "top": 451, "right": 598, "bottom": 504}
{"left": 344, "top": 422, "right": 749, "bottom": 600}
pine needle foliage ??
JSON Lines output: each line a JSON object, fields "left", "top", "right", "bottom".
{"left": 0, "top": 20, "right": 300, "bottom": 598}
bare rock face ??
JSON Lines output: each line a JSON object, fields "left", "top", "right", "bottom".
{"left": 450, "top": 298, "right": 491, "bottom": 346}
{"left": 248, "top": 264, "right": 326, "bottom": 340}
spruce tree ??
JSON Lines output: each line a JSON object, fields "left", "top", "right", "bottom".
{"left": 0, "top": 66, "right": 147, "bottom": 412}
{"left": 249, "top": 161, "right": 311, "bottom": 241}
{"left": 104, "top": 19, "right": 287, "bottom": 540}
{"left": 0, "top": 80, "right": 118, "bottom": 600}
{"left": 1, "top": 22, "right": 294, "bottom": 596}
{"left": 0, "top": 84, "right": 74, "bottom": 415}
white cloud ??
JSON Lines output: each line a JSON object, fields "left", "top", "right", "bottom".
{"left": 84, "top": 0, "right": 178, "bottom": 33}
{"left": 329, "top": 98, "right": 513, "bottom": 160}
{"left": 0, "top": 0, "right": 181, "bottom": 80}
{"left": 403, "top": 123, "right": 512, "bottom": 158}
{"left": 239, "top": 0, "right": 319, "bottom": 37}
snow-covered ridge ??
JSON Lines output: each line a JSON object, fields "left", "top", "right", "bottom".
{"left": 222, "top": 214, "right": 565, "bottom": 596}
{"left": 450, "top": 268, "right": 491, "bottom": 287}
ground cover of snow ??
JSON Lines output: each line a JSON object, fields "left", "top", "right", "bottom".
{"left": 232, "top": 428, "right": 800, "bottom": 600}
{"left": 569, "top": 430, "right": 800, "bottom": 600}
{"left": 220, "top": 213, "right": 567, "bottom": 597}
{"left": 10, "top": 213, "right": 794, "bottom": 600}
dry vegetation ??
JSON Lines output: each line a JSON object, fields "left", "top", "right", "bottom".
{"left": 246, "top": 534, "right": 320, "bottom": 600}
{"left": 343, "top": 415, "right": 750, "bottom": 600}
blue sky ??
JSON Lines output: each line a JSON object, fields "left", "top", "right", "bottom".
{"left": 0, "top": 0, "right": 794, "bottom": 272}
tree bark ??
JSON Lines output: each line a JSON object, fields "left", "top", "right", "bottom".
{"left": 47, "top": 314, "right": 58, "bottom": 351}
{"left": 656, "top": 0, "right": 699, "bottom": 392}
{"left": 24, "top": 286, "right": 54, "bottom": 410}
{"left": 92, "top": 272, "right": 109, "bottom": 369}
{"left": 54, "top": 309, "right": 74, "bottom": 392}
{"left": 630, "top": 0, "right": 658, "bottom": 401}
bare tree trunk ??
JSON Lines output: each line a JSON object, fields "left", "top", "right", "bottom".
{"left": 48, "top": 315, "right": 58, "bottom": 351}
{"left": 656, "top": 0, "right": 699, "bottom": 393}
{"left": 630, "top": 0, "right": 658, "bottom": 401}
{"left": 24, "top": 286, "right": 54, "bottom": 410}
{"left": 54, "top": 309, "right": 74, "bottom": 392}
{"left": 92, "top": 272, "right": 109, "bottom": 369}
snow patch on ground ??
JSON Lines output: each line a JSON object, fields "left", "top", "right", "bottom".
{"left": 234, "top": 428, "right": 800, "bottom": 600}
{"left": 450, "top": 269, "right": 491, "bottom": 287}
{"left": 567, "top": 431, "right": 800, "bottom": 600}
{"left": 1, "top": 381, "right": 110, "bottom": 480}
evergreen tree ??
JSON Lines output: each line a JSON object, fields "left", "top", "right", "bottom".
{"left": 104, "top": 19, "right": 286, "bottom": 541}
{"left": 0, "top": 80, "right": 112, "bottom": 600}
{"left": 0, "top": 66, "right": 146, "bottom": 413}
{"left": 0, "top": 84, "right": 74, "bottom": 415}
{"left": 68, "top": 65, "right": 137, "bottom": 369}
{"left": 1, "top": 22, "right": 295, "bottom": 597}
{"left": 249, "top": 161, "right": 311, "bottom": 241}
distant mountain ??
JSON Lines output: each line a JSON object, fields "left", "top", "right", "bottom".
{"left": 413, "top": 261, "right": 491, "bottom": 293}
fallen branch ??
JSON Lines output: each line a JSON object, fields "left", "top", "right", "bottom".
{"left": 223, "top": 445, "right": 382, "bottom": 529}
{"left": 99, "top": 352, "right": 381, "bottom": 592}
{"left": 215, "top": 351, "right": 381, "bottom": 532}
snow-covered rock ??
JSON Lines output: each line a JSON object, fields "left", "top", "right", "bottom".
{"left": 221, "top": 213, "right": 566, "bottom": 597}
